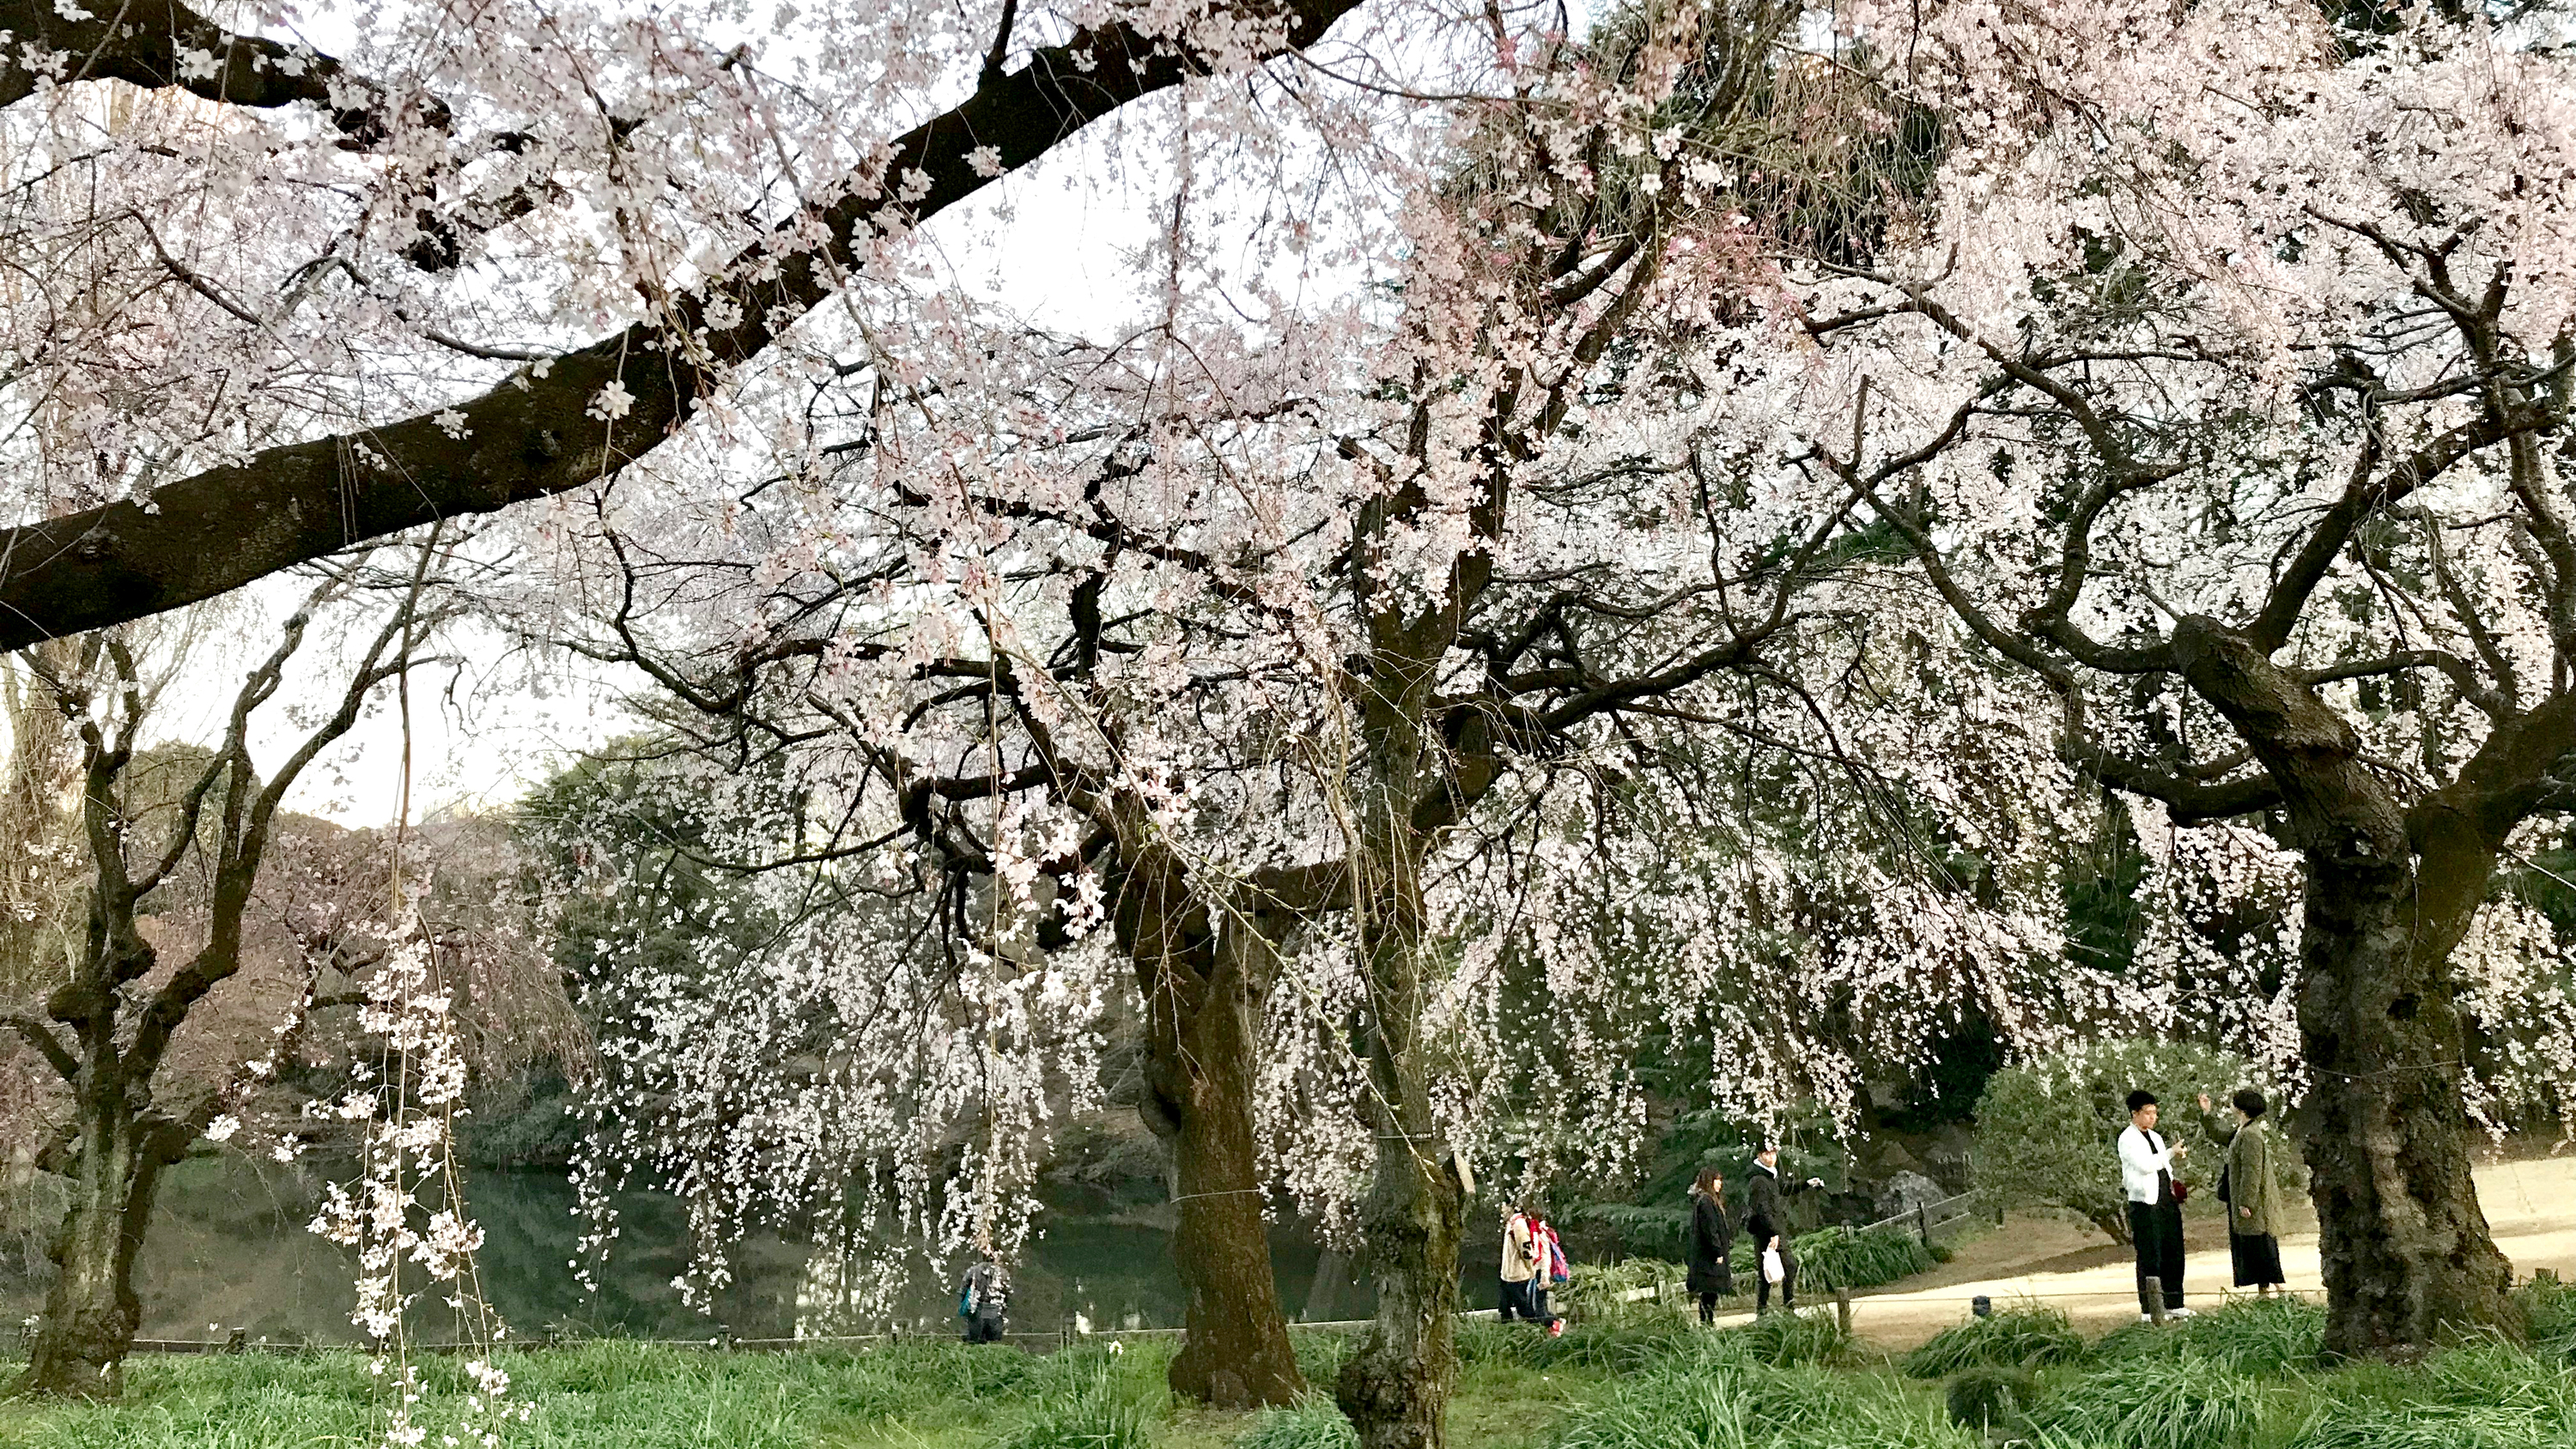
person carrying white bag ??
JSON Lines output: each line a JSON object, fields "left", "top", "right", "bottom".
{"left": 1744, "top": 1144, "right": 1826, "bottom": 1315}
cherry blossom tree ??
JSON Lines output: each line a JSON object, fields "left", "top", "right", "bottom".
{"left": 0, "top": 0, "right": 1380, "bottom": 647}
{"left": 1756, "top": 0, "right": 2576, "bottom": 1353}
{"left": 4, "top": 555, "right": 445, "bottom": 1394}
{"left": 508, "top": 8, "right": 2053, "bottom": 1444}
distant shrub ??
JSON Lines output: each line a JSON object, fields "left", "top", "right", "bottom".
{"left": 1728, "top": 1224, "right": 1937, "bottom": 1291}
{"left": 1971, "top": 1039, "right": 2286, "bottom": 1241}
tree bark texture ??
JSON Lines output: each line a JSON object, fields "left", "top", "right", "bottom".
{"left": 1335, "top": 711, "right": 1463, "bottom": 1449}
{"left": 1334, "top": 1120, "right": 1461, "bottom": 1449}
{"left": 23, "top": 1085, "right": 178, "bottom": 1397}
{"left": 1117, "top": 857, "right": 1306, "bottom": 1408}
{"left": 20, "top": 888, "right": 186, "bottom": 1396}
{"left": 1333, "top": 921, "right": 1463, "bottom": 1449}
{"left": 1146, "top": 907, "right": 1306, "bottom": 1408}
{"left": 2174, "top": 617, "right": 2519, "bottom": 1356}
{"left": 18, "top": 603, "right": 415, "bottom": 1396}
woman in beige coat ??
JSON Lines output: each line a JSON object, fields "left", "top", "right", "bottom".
{"left": 2200, "top": 1088, "right": 2286, "bottom": 1296}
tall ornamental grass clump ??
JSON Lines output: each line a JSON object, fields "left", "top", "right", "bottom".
{"left": 2515, "top": 1274, "right": 2576, "bottom": 1362}
{"left": 1550, "top": 1362, "right": 1979, "bottom": 1449}
{"left": 1237, "top": 1394, "right": 1360, "bottom": 1449}
{"left": 1940, "top": 1367, "right": 2040, "bottom": 1438}
{"left": 1289, "top": 1330, "right": 1353, "bottom": 1388}
{"left": 2287, "top": 1405, "right": 2570, "bottom": 1449}
{"left": 1787, "top": 1227, "right": 1940, "bottom": 1292}
{"left": 860, "top": 1335, "right": 1042, "bottom": 1399}
{"left": 989, "top": 1357, "right": 1166, "bottom": 1449}
{"left": 2287, "top": 1341, "right": 2576, "bottom": 1449}
{"left": 2091, "top": 1296, "right": 2324, "bottom": 1376}
{"left": 1548, "top": 1370, "right": 1761, "bottom": 1449}
{"left": 1457, "top": 1307, "right": 1710, "bottom": 1375}
{"left": 1534, "top": 1312, "right": 1709, "bottom": 1374}
{"left": 1902, "top": 1305, "right": 2087, "bottom": 1378}
{"left": 1725, "top": 1310, "right": 1855, "bottom": 1368}
{"left": 2026, "top": 1355, "right": 2267, "bottom": 1449}
{"left": 1, "top": 1353, "right": 382, "bottom": 1449}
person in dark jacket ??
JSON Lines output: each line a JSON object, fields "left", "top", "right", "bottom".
{"left": 1745, "top": 1145, "right": 1825, "bottom": 1314}
{"left": 2199, "top": 1088, "right": 2287, "bottom": 1297}
{"left": 1686, "top": 1166, "right": 1735, "bottom": 1324}
{"left": 959, "top": 1257, "right": 1008, "bottom": 1343}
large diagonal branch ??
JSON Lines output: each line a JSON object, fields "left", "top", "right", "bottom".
{"left": 0, "top": 0, "right": 401, "bottom": 133}
{"left": 2432, "top": 687, "right": 2576, "bottom": 846}
{"left": 0, "top": 0, "right": 1366, "bottom": 652}
{"left": 2249, "top": 394, "right": 2548, "bottom": 653}
{"left": 5, "top": 1011, "right": 79, "bottom": 1080}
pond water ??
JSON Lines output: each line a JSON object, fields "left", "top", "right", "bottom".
{"left": 3, "top": 1158, "right": 1501, "bottom": 1347}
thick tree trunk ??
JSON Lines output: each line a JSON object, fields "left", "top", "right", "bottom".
{"left": 1154, "top": 914, "right": 1305, "bottom": 1409}
{"left": 2293, "top": 814, "right": 2518, "bottom": 1357}
{"left": 2175, "top": 618, "right": 2518, "bottom": 1357}
{"left": 1119, "top": 854, "right": 1304, "bottom": 1410}
{"left": 1334, "top": 1123, "right": 1461, "bottom": 1449}
{"left": 23, "top": 1094, "right": 170, "bottom": 1397}
{"left": 1335, "top": 833, "right": 1461, "bottom": 1449}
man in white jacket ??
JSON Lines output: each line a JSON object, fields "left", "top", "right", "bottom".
{"left": 2118, "top": 1090, "right": 2194, "bottom": 1322}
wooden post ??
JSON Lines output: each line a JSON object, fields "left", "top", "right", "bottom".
{"left": 2143, "top": 1276, "right": 2167, "bottom": 1325}
{"left": 1916, "top": 1203, "right": 1932, "bottom": 1247}
{"left": 1833, "top": 1287, "right": 1851, "bottom": 1336}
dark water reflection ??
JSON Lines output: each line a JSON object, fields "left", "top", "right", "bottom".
{"left": 2, "top": 1156, "right": 1443, "bottom": 1346}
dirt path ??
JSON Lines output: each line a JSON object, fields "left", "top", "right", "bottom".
{"left": 1715, "top": 1155, "right": 2576, "bottom": 1350}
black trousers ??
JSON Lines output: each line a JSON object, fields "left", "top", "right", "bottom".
{"left": 963, "top": 1313, "right": 1005, "bottom": 1343}
{"left": 2128, "top": 1198, "right": 2185, "bottom": 1310}
{"left": 1698, "top": 1291, "right": 1722, "bottom": 1324}
{"left": 1498, "top": 1276, "right": 1557, "bottom": 1326}
{"left": 1757, "top": 1242, "right": 1798, "bottom": 1312}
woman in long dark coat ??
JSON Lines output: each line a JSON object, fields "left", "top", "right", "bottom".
{"left": 1686, "top": 1166, "right": 1735, "bottom": 1323}
{"left": 2199, "top": 1088, "right": 2287, "bottom": 1295}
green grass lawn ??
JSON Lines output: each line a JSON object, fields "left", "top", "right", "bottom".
{"left": 5, "top": 1278, "right": 2572, "bottom": 1449}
